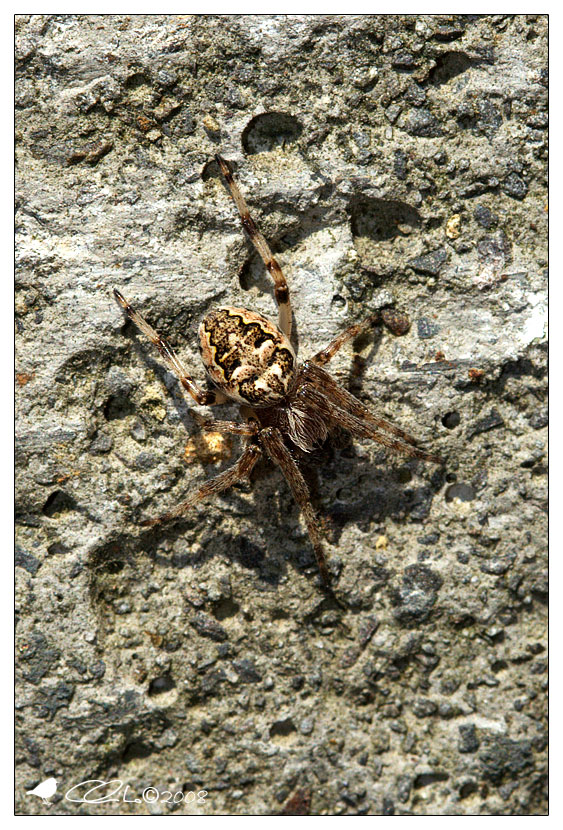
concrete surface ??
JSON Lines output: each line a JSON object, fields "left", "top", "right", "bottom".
{"left": 16, "top": 14, "right": 547, "bottom": 815}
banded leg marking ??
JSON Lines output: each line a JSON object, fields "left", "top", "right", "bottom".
{"left": 114, "top": 288, "right": 226, "bottom": 407}
{"left": 141, "top": 443, "right": 262, "bottom": 527}
{"left": 260, "top": 426, "right": 330, "bottom": 586}
{"left": 215, "top": 154, "right": 292, "bottom": 338}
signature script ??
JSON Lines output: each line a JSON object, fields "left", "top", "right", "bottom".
{"left": 65, "top": 780, "right": 208, "bottom": 805}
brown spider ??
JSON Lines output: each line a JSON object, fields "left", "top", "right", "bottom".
{"left": 114, "top": 154, "right": 443, "bottom": 586}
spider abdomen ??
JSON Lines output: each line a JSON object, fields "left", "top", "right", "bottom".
{"left": 199, "top": 307, "right": 297, "bottom": 407}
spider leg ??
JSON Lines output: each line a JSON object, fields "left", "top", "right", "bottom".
{"left": 312, "top": 313, "right": 382, "bottom": 366}
{"left": 343, "top": 413, "right": 443, "bottom": 463}
{"left": 311, "top": 308, "right": 410, "bottom": 367}
{"left": 320, "top": 394, "right": 443, "bottom": 464}
{"left": 215, "top": 154, "right": 292, "bottom": 338}
{"left": 140, "top": 442, "right": 261, "bottom": 527}
{"left": 197, "top": 418, "right": 258, "bottom": 437}
{"left": 114, "top": 289, "right": 227, "bottom": 406}
{"left": 302, "top": 361, "right": 420, "bottom": 449}
{"left": 259, "top": 426, "right": 330, "bottom": 586}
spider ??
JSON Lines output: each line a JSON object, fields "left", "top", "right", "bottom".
{"left": 114, "top": 154, "right": 443, "bottom": 587}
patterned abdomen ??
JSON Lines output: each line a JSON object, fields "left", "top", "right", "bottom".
{"left": 199, "top": 307, "right": 297, "bottom": 407}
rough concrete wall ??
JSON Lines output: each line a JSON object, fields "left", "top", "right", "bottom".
{"left": 16, "top": 14, "right": 547, "bottom": 816}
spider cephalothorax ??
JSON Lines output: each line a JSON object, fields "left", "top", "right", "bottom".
{"left": 114, "top": 154, "right": 443, "bottom": 586}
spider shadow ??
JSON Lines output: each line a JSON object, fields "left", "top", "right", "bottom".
{"left": 131, "top": 434, "right": 444, "bottom": 590}
{"left": 120, "top": 320, "right": 234, "bottom": 438}
{"left": 298, "top": 438, "right": 445, "bottom": 551}
{"left": 134, "top": 486, "right": 291, "bottom": 588}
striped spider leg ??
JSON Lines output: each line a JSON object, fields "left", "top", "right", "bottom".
{"left": 215, "top": 154, "right": 292, "bottom": 338}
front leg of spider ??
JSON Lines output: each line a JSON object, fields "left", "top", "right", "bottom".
{"left": 113, "top": 154, "right": 442, "bottom": 587}
{"left": 215, "top": 154, "right": 292, "bottom": 337}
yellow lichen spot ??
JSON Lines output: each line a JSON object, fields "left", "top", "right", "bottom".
{"left": 144, "top": 630, "right": 163, "bottom": 648}
{"left": 152, "top": 405, "right": 166, "bottom": 422}
{"left": 202, "top": 115, "right": 220, "bottom": 135}
{"left": 140, "top": 387, "right": 167, "bottom": 421}
{"left": 184, "top": 432, "right": 232, "bottom": 465}
{"left": 446, "top": 214, "right": 461, "bottom": 239}
{"left": 375, "top": 535, "right": 388, "bottom": 550}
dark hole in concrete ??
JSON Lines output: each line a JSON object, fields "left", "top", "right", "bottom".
{"left": 42, "top": 490, "right": 76, "bottom": 518}
{"left": 89, "top": 539, "right": 130, "bottom": 576}
{"left": 397, "top": 467, "right": 413, "bottom": 484}
{"left": 148, "top": 673, "right": 176, "bottom": 696}
{"left": 445, "top": 483, "right": 475, "bottom": 502}
{"left": 242, "top": 112, "right": 302, "bottom": 155}
{"left": 212, "top": 598, "right": 240, "bottom": 621}
{"left": 47, "top": 542, "right": 70, "bottom": 556}
{"left": 429, "top": 51, "right": 474, "bottom": 86}
{"left": 122, "top": 740, "right": 153, "bottom": 762}
{"left": 414, "top": 771, "right": 449, "bottom": 788}
{"left": 350, "top": 196, "right": 420, "bottom": 242}
{"left": 271, "top": 607, "right": 291, "bottom": 621}
{"left": 270, "top": 717, "right": 297, "bottom": 738}
{"left": 124, "top": 72, "right": 151, "bottom": 89}
{"left": 201, "top": 156, "right": 224, "bottom": 181}
{"left": 442, "top": 411, "right": 461, "bottom": 429}
{"left": 238, "top": 257, "right": 256, "bottom": 291}
{"left": 235, "top": 536, "right": 267, "bottom": 570}
{"left": 103, "top": 560, "right": 125, "bottom": 575}
{"left": 104, "top": 393, "right": 135, "bottom": 421}
{"left": 459, "top": 780, "right": 478, "bottom": 799}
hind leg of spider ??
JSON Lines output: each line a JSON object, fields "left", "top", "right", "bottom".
{"left": 302, "top": 364, "right": 443, "bottom": 463}
{"left": 141, "top": 443, "right": 262, "bottom": 527}
{"left": 215, "top": 154, "right": 292, "bottom": 338}
{"left": 259, "top": 427, "right": 330, "bottom": 586}
{"left": 308, "top": 311, "right": 423, "bottom": 447}
{"left": 302, "top": 360, "right": 420, "bottom": 448}
{"left": 114, "top": 288, "right": 227, "bottom": 406}
{"left": 325, "top": 400, "right": 444, "bottom": 464}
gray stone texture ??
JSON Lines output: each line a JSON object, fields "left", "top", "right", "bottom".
{"left": 16, "top": 14, "right": 547, "bottom": 815}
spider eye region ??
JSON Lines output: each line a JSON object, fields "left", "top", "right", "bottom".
{"left": 199, "top": 307, "right": 297, "bottom": 407}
